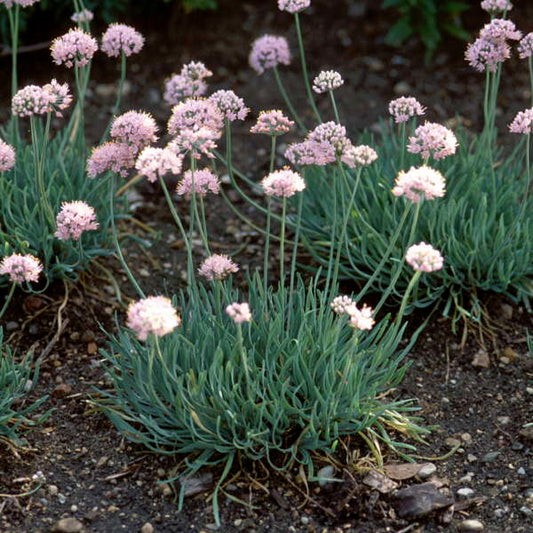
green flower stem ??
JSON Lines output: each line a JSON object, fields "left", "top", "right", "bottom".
{"left": 7, "top": 5, "right": 20, "bottom": 140}
{"left": 236, "top": 323, "right": 251, "bottom": 399}
{"left": 323, "top": 167, "right": 338, "bottom": 298}
{"left": 279, "top": 198, "right": 287, "bottom": 288}
{"left": 263, "top": 197, "right": 272, "bottom": 294}
{"left": 198, "top": 195, "right": 211, "bottom": 254}
{"left": 395, "top": 270, "right": 422, "bottom": 324}
{"left": 529, "top": 57, "right": 533, "bottom": 108}
{"left": 399, "top": 121, "right": 406, "bottom": 170}
{"left": 269, "top": 135, "right": 277, "bottom": 174}
{"left": 113, "top": 52, "right": 127, "bottom": 116}
{"left": 272, "top": 66, "right": 306, "bottom": 133}
{"left": 0, "top": 283, "right": 16, "bottom": 321}
{"left": 329, "top": 91, "right": 340, "bottom": 124}
{"left": 287, "top": 192, "right": 304, "bottom": 329}
{"left": 294, "top": 13, "right": 321, "bottom": 124}
{"left": 188, "top": 156, "right": 210, "bottom": 255}
{"left": 153, "top": 335, "right": 178, "bottom": 386}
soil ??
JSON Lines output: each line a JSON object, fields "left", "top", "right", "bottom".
{"left": 0, "top": 1, "right": 533, "bottom": 532}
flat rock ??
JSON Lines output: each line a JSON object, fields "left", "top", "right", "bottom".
{"left": 383, "top": 462, "right": 424, "bottom": 481}
{"left": 362, "top": 470, "right": 398, "bottom": 493}
{"left": 417, "top": 463, "right": 437, "bottom": 479}
{"left": 52, "top": 517, "right": 84, "bottom": 533}
{"left": 472, "top": 349, "right": 490, "bottom": 368}
{"left": 458, "top": 519, "right": 484, "bottom": 531}
{"left": 180, "top": 472, "right": 213, "bottom": 497}
{"left": 393, "top": 482, "right": 454, "bottom": 518}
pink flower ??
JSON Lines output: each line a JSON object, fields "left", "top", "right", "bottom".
{"left": 249, "top": 35, "right": 291, "bottom": 75}
{"left": 71, "top": 9, "right": 93, "bottom": 23}
{"left": 0, "top": 0, "right": 40, "bottom": 8}
{"left": 209, "top": 90, "right": 249, "bottom": 122}
{"left": 167, "top": 98, "right": 224, "bottom": 137}
{"left": 405, "top": 242, "right": 444, "bottom": 273}
{"left": 198, "top": 255, "right": 239, "bottom": 281}
{"left": 308, "top": 121, "right": 352, "bottom": 156}
{"left": 479, "top": 18, "right": 521, "bottom": 43}
{"left": 284, "top": 140, "right": 335, "bottom": 166}
{"left": 11, "top": 85, "right": 54, "bottom": 117}
{"left": 312, "top": 70, "right": 344, "bottom": 94}
{"left": 508, "top": 108, "right": 533, "bottom": 134}
{"left": 331, "top": 295, "right": 355, "bottom": 315}
{"left": 278, "top": 0, "right": 310, "bottom": 13}
{"left": 225, "top": 302, "right": 252, "bottom": 324}
{"left": 55, "top": 201, "right": 99, "bottom": 241}
{"left": 347, "top": 304, "right": 374, "bottom": 331}
{"left": 392, "top": 165, "right": 446, "bottom": 203}
{"left": 135, "top": 147, "right": 183, "bottom": 183}
{"left": 176, "top": 169, "right": 220, "bottom": 197}
{"left": 110, "top": 111, "right": 158, "bottom": 153}
{"left": 87, "top": 142, "right": 136, "bottom": 178}
{"left": 250, "top": 110, "right": 294, "bottom": 135}
{"left": 0, "top": 139, "right": 16, "bottom": 172}
{"left": 50, "top": 28, "right": 98, "bottom": 68}
{"left": 407, "top": 122, "right": 458, "bottom": 160}
{"left": 168, "top": 128, "right": 218, "bottom": 160}
{"left": 480, "top": 0, "right": 512, "bottom": 13}
{"left": 388, "top": 96, "right": 425, "bottom": 124}
{"left": 0, "top": 253, "right": 42, "bottom": 284}
{"left": 518, "top": 33, "right": 533, "bottom": 59}
{"left": 180, "top": 61, "right": 213, "bottom": 81}
{"left": 43, "top": 79, "right": 73, "bottom": 117}
{"left": 465, "top": 37, "right": 510, "bottom": 72}
{"left": 126, "top": 296, "right": 181, "bottom": 341}
{"left": 341, "top": 145, "right": 378, "bottom": 168}
{"left": 101, "top": 24, "right": 144, "bottom": 57}
{"left": 261, "top": 168, "right": 306, "bottom": 197}
{"left": 164, "top": 74, "right": 208, "bottom": 106}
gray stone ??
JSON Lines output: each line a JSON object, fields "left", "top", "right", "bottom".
{"left": 52, "top": 517, "right": 84, "bottom": 533}
{"left": 520, "top": 506, "right": 533, "bottom": 517}
{"left": 517, "top": 467, "right": 526, "bottom": 475}
{"left": 141, "top": 523, "right": 154, "bottom": 533}
{"left": 458, "top": 519, "right": 484, "bottom": 531}
{"left": 5, "top": 321, "right": 18, "bottom": 331}
{"left": 316, "top": 465, "right": 336, "bottom": 487}
{"left": 457, "top": 487, "right": 475, "bottom": 498}
{"left": 482, "top": 451, "right": 501, "bottom": 463}
{"left": 417, "top": 463, "right": 437, "bottom": 479}
{"left": 393, "top": 482, "right": 453, "bottom": 518}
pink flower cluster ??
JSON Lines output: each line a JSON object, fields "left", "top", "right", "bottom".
{"left": 480, "top": 0, "right": 512, "bottom": 13}
{"left": 167, "top": 98, "right": 224, "bottom": 137}
{"left": 405, "top": 242, "right": 444, "bottom": 273}
{"left": 518, "top": 33, "right": 533, "bottom": 59}
{"left": 330, "top": 296, "right": 374, "bottom": 331}
{"left": 209, "top": 90, "right": 249, "bottom": 122}
{"left": 43, "top": 79, "right": 73, "bottom": 116}
{"left": 278, "top": 0, "right": 310, "bottom": 13}
{"left": 331, "top": 295, "right": 355, "bottom": 314}
{"left": 225, "top": 302, "right": 252, "bottom": 324}
{"left": 249, "top": 35, "right": 291, "bottom": 75}
{"left": 50, "top": 28, "right": 98, "bottom": 68}
{"left": 55, "top": 201, "right": 99, "bottom": 241}
{"left": 0, "top": 253, "right": 42, "bottom": 284}
{"left": 392, "top": 165, "right": 446, "bottom": 203}
{"left": 250, "top": 110, "right": 294, "bottom": 135}
{"left": 101, "top": 24, "right": 144, "bottom": 58}
{"left": 0, "top": 0, "right": 40, "bottom": 8}
{"left": 341, "top": 145, "right": 378, "bottom": 169}
{"left": 135, "top": 147, "right": 183, "bottom": 183}
{"left": 198, "top": 255, "right": 239, "bottom": 281}
{"left": 285, "top": 140, "right": 335, "bottom": 166}
{"left": 168, "top": 128, "right": 218, "bottom": 160}
{"left": 0, "top": 139, "right": 16, "bottom": 172}
{"left": 176, "top": 169, "right": 220, "bottom": 197}
{"left": 407, "top": 122, "right": 458, "bottom": 160}
{"left": 261, "top": 168, "right": 306, "bottom": 197}
{"left": 87, "top": 142, "right": 136, "bottom": 178}
{"left": 312, "top": 70, "right": 344, "bottom": 94}
{"left": 388, "top": 96, "right": 425, "bottom": 124}
{"left": 164, "top": 61, "right": 213, "bottom": 106}
{"left": 12, "top": 85, "right": 53, "bottom": 117}
{"left": 308, "top": 121, "right": 351, "bottom": 156}
{"left": 71, "top": 9, "right": 93, "bottom": 23}
{"left": 508, "top": 108, "right": 533, "bottom": 134}
{"left": 479, "top": 18, "right": 521, "bottom": 42}
{"left": 110, "top": 111, "right": 158, "bottom": 152}
{"left": 126, "top": 296, "right": 181, "bottom": 341}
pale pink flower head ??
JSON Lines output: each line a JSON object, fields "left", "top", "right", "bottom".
{"left": 465, "top": 37, "right": 510, "bottom": 72}
{"left": 0, "top": 139, "right": 16, "bottom": 172}
{"left": 347, "top": 304, "right": 375, "bottom": 331}
{"left": 388, "top": 96, "right": 425, "bottom": 124}
{"left": 87, "top": 142, "right": 136, "bottom": 178}
{"left": 180, "top": 61, "right": 213, "bottom": 81}
{"left": 0, "top": 0, "right": 40, "bottom": 8}
{"left": 225, "top": 302, "right": 252, "bottom": 324}
{"left": 408, "top": 122, "right": 458, "bottom": 160}
{"left": 167, "top": 98, "right": 224, "bottom": 137}
{"left": 177, "top": 169, "right": 220, "bottom": 197}
{"left": 0, "top": 253, "right": 42, "bottom": 284}
{"left": 12, "top": 85, "right": 54, "bottom": 117}
{"left": 479, "top": 18, "right": 521, "bottom": 43}
{"left": 284, "top": 140, "right": 335, "bottom": 166}
{"left": 341, "top": 145, "right": 378, "bottom": 169}
{"left": 101, "top": 24, "right": 144, "bottom": 58}
{"left": 50, "top": 28, "right": 98, "bottom": 68}
{"left": 209, "top": 90, "right": 249, "bottom": 122}
{"left": 198, "top": 254, "right": 239, "bottom": 281}
{"left": 250, "top": 110, "right": 294, "bottom": 136}
{"left": 126, "top": 296, "right": 181, "bottom": 341}
{"left": 43, "top": 79, "right": 73, "bottom": 117}
{"left": 308, "top": 121, "right": 351, "bottom": 156}
{"left": 249, "top": 35, "right": 291, "bottom": 75}
{"left": 164, "top": 74, "right": 208, "bottom": 105}
{"left": 71, "top": 9, "right": 94, "bottom": 23}
{"left": 312, "top": 70, "right": 344, "bottom": 94}
{"left": 261, "top": 168, "right": 306, "bottom": 197}
{"left": 392, "top": 165, "right": 446, "bottom": 203}
{"left": 135, "top": 147, "right": 183, "bottom": 183}
{"left": 508, "top": 108, "right": 533, "bottom": 134}
{"left": 331, "top": 295, "right": 355, "bottom": 315}
{"left": 518, "top": 33, "right": 533, "bottom": 59}
{"left": 278, "top": 0, "right": 310, "bottom": 13}
{"left": 110, "top": 111, "right": 158, "bottom": 153}
{"left": 54, "top": 201, "right": 99, "bottom": 241}
{"left": 480, "top": 0, "right": 512, "bottom": 14}
{"left": 405, "top": 242, "right": 444, "bottom": 273}
{"left": 168, "top": 128, "right": 218, "bottom": 160}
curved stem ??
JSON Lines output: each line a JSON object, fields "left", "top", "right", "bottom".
{"left": 273, "top": 66, "right": 306, "bottom": 133}
{"left": 395, "top": 271, "right": 421, "bottom": 326}
{"left": 329, "top": 91, "right": 340, "bottom": 124}
{"left": 0, "top": 283, "right": 17, "bottom": 320}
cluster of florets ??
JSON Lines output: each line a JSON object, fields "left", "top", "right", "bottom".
{"left": 285, "top": 140, "right": 335, "bottom": 166}
{"left": 87, "top": 142, "right": 136, "bottom": 178}
{"left": 312, "top": 70, "right": 344, "bottom": 94}
{"left": 225, "top": 302, "right": 252, "bottom": 324}
{"left": 135, "top": 147, "right": 183, "bottom": 183}
{"left": 341, "top": 145, "right": 378, "bottom": 169}
{"left": 331, "top": 296, "right": 374, "bottom": 331}
{"left": 168, "top": 128, "right": 218, "bottom": 160}
{"left": 405, "top": 242, "right": 444, "bottom": 273}
{"left": 167, "top": 98, "right": 224, "bottom": 137}
{"left": 250, "top": 110, "right": 294, "bottom": 135}
{"left": 392, "top": 166, "right": 446, "bottom": 203}
{"left": 0, "top": 253, "right": 42, "bottom": 284}
{"left": 209, "top": 90, "right": 249, "bottom": 122}
{"left": 71, "top": 9, "right": 93, "bottom": 23}
{"left": 388, "top": 96, "right": 426, "bottom": 124}
{"left": 101, "top": 24, "right": 144, "bottom": 57}
{"left": 164, "top": 61, "right": 213, "bottom": 105}
{"left": 331, "top": 295, "right": 355, "bottom": 315}
{"left": 308, "top": 121, "right": 351, "bottom": 156}
{"left": 126, "top": 296, "right": 181, "bottom": 341}
{"left": 50, "top": 28, "right": 98, "bottom": 68}
{"left": 176, "top": 169, "right": 220, "bottom": 197}
{"left": 517, "top": 33, "right": 533, "bottom": 59}
{"left": 0, "top": 0, "right": 40, "bottom": 8}
{"left": 12, "top": 84, "right": 52, "bottom": 117}
{"left": 110, "top": 111, "right": 158, "bottom": 153}
{"left": 261, "top": 168, "right": 306, "bottom": 197}
{"left": 277, "top": 0, "right": 310, "bottom": 13}
{"left": 407, "top": 122, "right": 458, "bottom": 160}
{"left": 508, "top": 108, "right": 533, "bottom": 134}
{"left": 480, "top": 0, "right": 512, "bottom": 13}
{"left": 0, "top": 139, "right": 16, "bottom": 172}
{"left": 42, "top": 79, "right": 73, "bottom": 116}
{"left": 54, "top": 201, "right": 99, "bottom": 241}
{"left": 249, "top": 35, "right": 291, "bottom": 74}
{"left": 198, "top": 255, "right": 239, "bottom": 281}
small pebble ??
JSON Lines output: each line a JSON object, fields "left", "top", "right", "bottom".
{"left": 141, "top": 523, "right": 154, "bottom": 533}
{"left": 482, "top": 451, "right": 501, "bottom": 463}
{"left": 520, "top": 506, "right": 533, "bottom": 517}
{"left": 458, "top": 519, "right": 484, "bottom": 531}
{"left": 457, "top": 487, "right": 475, "bottom": 498}
{"left": 417, "top": 463, "right": 437, "bottom": 478}
{"left": 517, "top": 467, "right": 526, "bottom": 475}
{"left": 301, "top": 516, "right": 309, "bottom": 525}
{"left": 48, "top": 485, "right": 59, "bottom": 496}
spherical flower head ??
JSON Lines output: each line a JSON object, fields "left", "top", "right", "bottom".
{"left": 407, "top": 122, "right": 458, "bottom": 161}
{"left": 388, "top": 96, "right": 426, "bottom": 124}
{"left": 180, "top": 61, "right": 213, "bottom": 81}
{"left": 249, "top": 35, "right": 291, "bottom": 75}
{"left": 308, "top": 121, "right": 351, "bottom": 156}
{"left": 50, "top": 28, "right": 98, "bottom": 68}
{"left": 101, "top": 23, "right": 144, "bottom": 57}
{"left": 261, "top": 168, "right": 306, "bottom": 197}
{"left": 225, "top": 302, "right": 251, "bottom": 324}
{"left": 341, "top": 145, "right": 378, "bottom": 169}
{"left": 164, "top": 73, "right": 208, "bottom": 106}
{"left": 209, "top": 90, "right": 249, "bottom": 122}
{"left": 0, "top": 0, "right": 40, "bottom": 8}
{"left": 135, "top": 147, "right": 183, "bottom": 183}
{"left": 250, "top": 110, "right": 294, "bottom": 136}
{"left": 168, "top": 128, "right": 218, "bottom": 160}
{"left": 177, "top": 169, "right": 220, "bottom": 197}
{"left": 465, "top": 37, "right": 510, "bottom": 72}
{"left": 479, "top": 18, "right": 521, "bottom": 43}
{"left": 126, "top": 296, "right": 181, "bottom": 341}
{"left": 508, "top": 108, "right": 533, "bottom": 134}
{"left": 480, "top": 0, "right": 512, "bottom": 14}
{"left": 278, "top": 0, "right": 310, "bottom": 13}
{"left": 405, "top": 242, "right": 444, "bottom": 273}
{"left": 518, "top": 33, "right": 533, "bottom": 59}
{"left": 110, "top": 111, "right": 158, "bottom": 153}
{"left": 331, "top": 295, "right": 355, "bottom": 315}
{"left": 198, "top": 254, "right": 239, "bottom": 281}
{"left": 312, "top": 70, "right": 344, "bottom": 94}
{"left": 87, "top": 142, "right": 136, "bottom": 178}
{"left": 0, "top": 139, "right": 16, "bottom": 172}
{"left": 392, "top": 165, "right": 446, "bottom": 203}
{"left": 284, "top": 140, "right": 335, "bottom": 166}
{"left": 167, "top": 98, "right": 224, "bottom": 137}
{"left": 347, "top": 304, "right": 374, "bottom": 331}
{"left": 12, "top": 85, "right": 54, "bottom": 117}
{"left": 0, "top": 253, "right": 42, "bottom": 284}
{"left": 54, "top": 201, "right": 99, "bottom": 241}
{"left": 43, "top": 79, "right": 73, "bottom": 117}
{"left": 71, "top": 9, "right": 94, "bottom": 23}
